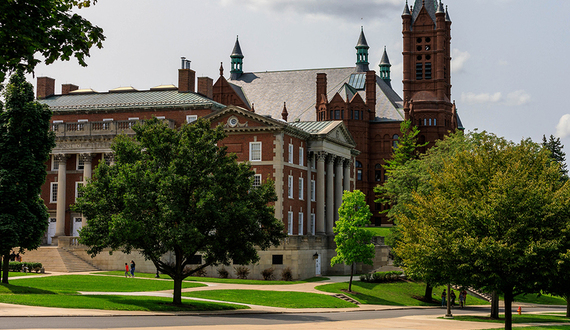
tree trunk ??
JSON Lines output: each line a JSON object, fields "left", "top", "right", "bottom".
{"left": 348, "top": 262, "right": 354, "bottom": 292}
{"left": 504, "top": 289, "right": 513, "bottom": 330}
{"left": 490, "top": 291, "right": 499, "bottom": 319}
{"left": 424, "top": 282, "right": 433, "bottom": 302}
{"left": 173, "top": 276, "right": 182, "bottom": 305}
{"left": 566, "top": 296, "right": 570, "bottom": 318}
{"left": 445, "top": 283, "right": 452, "bottom": 317}
{"left": 2, "top": 254, "right": 9, "bottom": 284}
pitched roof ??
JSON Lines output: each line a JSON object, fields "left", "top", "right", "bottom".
{"left": 356, "top": 28, "right": 369, "bottom": 48}
{"left": 38, "top": 90, "right": 225, "bottom": 112}
{"left": 227, "top": 67, "right": 403, "bottom": 123}
{"left": 412, "top": 0, "right": 438, "bottom": 25}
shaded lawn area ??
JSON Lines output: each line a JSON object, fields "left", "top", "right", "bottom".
{"left": 6, "top": 272, "right": 41, "bottom": 277}
{"left": 363, "top": 227, "right": 392, "bottom": 237}
{"left": 183, "top": 290, "right": 356, "bottom": 308}
{"left": 452, "top": 314, "right": 570, "bottom": 324}
{"left": 315, "top": 281, "right": 490, "bottom": 306}
{"left": 514, "top": 293, "right": 567, "bottom": 305}
{"left": 8, "top": 275, "right": 206, "bottom": 294}
{"left": 0, "top": 293, "right": 247, "bottom": 311}
{"left": 95, "top": 271, "right": 328, "bottom": 285}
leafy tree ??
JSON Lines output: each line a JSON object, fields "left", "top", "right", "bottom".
{"left": 0, "top": 0, "right": 105, "bottom": 82}
{"left": 394, "top": 133, "right": 570, "bottom": 330}
{"left": 542, "top": 134, "right": 568, "bottom": 179}
{"left": 0, "top": 70, "right": 56, "bottom": 283}
{"left": 331, "top": 190, "right": 374, "bottom": 292}
{"left": 74, "top": 118, "right": 286, "bottom": 304}
{"left": 383, "top": 119, "right": 427, "bottom": 171}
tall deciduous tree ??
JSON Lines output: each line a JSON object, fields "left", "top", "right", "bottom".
{"left": 394, "top": 133, "right": 570, "bottom": 330}
{"left": 0, "top": 0, "right": 105, "bottom": 82}
{"left": 0, "top": 70, "right": 55, "bottom": 283}
{"left": 74, "top": 118, "right": 286, "bottom": 305}
{"left": 331, "top": 190, "right": 375, "bottom": 292}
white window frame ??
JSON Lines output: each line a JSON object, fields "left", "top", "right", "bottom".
{"left": 288, "top": 144, "right": 294, "bottom": 163}
{"left": 287, "top": 212, "right": 294, "bottom": 235}
{"left": 102, "top": 118, "right": 113, "bottom": 130}
{"left": 155, "top": 116, "right": 166, "bottom": 120}
{"left": 288, "top": 175, "right": 294, "bottom": 199}
{"left": 310, "top": 213, "right": 316, "bottom": 235}
{"left": 310, "top": 180, "right": 316, "bottom": 201}
{"left": 299, "top": 147, "right": 304, "bottom": 166}
{"left": 252, "top": 174, "right": 262, "bottom": 188}
{"left": 186, "top": 115, "right": 198, "bottom": 123}
{"left": 249, "top": 142, "right": 262, "bottom": 161}
{"left": 77, "top": 119, "right": 88, "bottom": 131}
{"left": 128, "top": 117, "right": 139, "bottom": 129}
{"left": 298, "top": 212, "right": 304, "bottom": 236}
{"left": 76, "top": 155, "right": 84, "bottom": 171}
{"left": 51, "top": 155, "right": 59, "bottom": 171}
{"left": 298, "top": 177, "right": 304, "bottom": 200}
{"left": 50, "top": 182, "right": 58, "bottom": 203}
{"left": 75, "top": 182, "right": 83, "bottom": 201}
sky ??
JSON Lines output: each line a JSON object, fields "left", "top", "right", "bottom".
{"left": 27, "top": 0, "right": 570, "bottom": 157}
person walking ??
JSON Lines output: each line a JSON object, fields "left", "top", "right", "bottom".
{"left": 450, "top": 290, "right": 456, "bottom": 307}
{"left": 459, "top": 291, "right": 465, "bottom": 308}
{"left": 130, "top": 260, "right": 136, "bottom": 277}
{"left": 441, "top": 289, "right": 446, "bottom": 307}
{"left": 124, "top": 263, "right": 130, "bottom": 277}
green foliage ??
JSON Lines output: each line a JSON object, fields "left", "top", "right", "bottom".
{"left": 74, "top": 118, "right": 285, "bottom": 304}
{"left": 0, "top": 0, "right": 105, "bottom": 82}
{"left": 360, "top": 271, "right": 403, "bottom": 283}
{"left": 0, "top": 70, "right": 55, "bottom": 282}
{"left": 234, "top": 266, "right": 250, "bottom": 280}
{"left": 383, "top": 119, "right": 427, "bottom": 170}
{"left": 393, "top": 132, "right": 570, "bottom": 330}
{"left": 542, "top": 134, "right": 568, "bottom": 179}
{"left": 0, "top": 262, "right": 43, "bottom": 273}
{"left": 261, "top": 267, "right": 275, "bottom": 280}
{"left": 281, "top": 267, "right": 293, "bottom": 281}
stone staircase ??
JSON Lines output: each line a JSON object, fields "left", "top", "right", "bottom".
{"left": 20, "top": 246, "right": 99, "bottom": 273}
{"left": 333, "top": 293, "right": 361, "bottom": 305}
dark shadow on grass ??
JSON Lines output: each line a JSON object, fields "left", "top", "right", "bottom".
{"left": 0, "top": 283, "right": 55, "bottom": 294}
{"left": 80, "top": 295, "right": 246, "bottom": 311}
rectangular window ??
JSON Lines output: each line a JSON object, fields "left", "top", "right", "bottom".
{"left": 287, "top": 212, "right": 293, "bottom": 235}
{"left": 272, "top": 255, "right": 283, "bottom": 265}
{"left": 299, "top": 147, "right": 304, "bottom": 166}
{"left": 299, "top": 177, "right": 304, "bottom": 200}
{"left": 77, "top": 119, "right": 88, "bottom": 131}
{"left": 310, "top": 213, "right": 316, "bottom": 235}
{"left": 250, "top": 142, "right": 261, "bottom": 161}
{"left": 77, "top": 156, "right": 84, "bottom": 171}
{"left": 186, "top": 115, "right": 197, "bottom": 123}
{"left": 128, "top": 117, "right": 139, "bottom": 129}
{"left": 155, "top": 116, "right": 166, "bottom": 120}
{"left": 51, "top": 155, "right": 59, "bottom": 171}
{"left": 288, "top": 144, "right": 294, "bottom": 163}
{"left": 310, "top": 180, "right": 316, "bottom": 201}
{"left": 252, "top": 174, "right": 262, "bottom": 188}
{"left": 50, "top": 182, "right": 58, "bottom": 203}
{"left": 75, "top": 182, "right": 83, "bottom": 201}
{"left": 102, "top": 118, "right": 113, "bottom": 130}
{"left": 357, "top": 169, "right": 363, "bottom": 181}
{"left": 425, "top": 62, "right": 432, "bottom": 80}
{"left": 288, "top": 175, "right": 294, "bottom": 199}
{"left": 416, "top": 63, "right": 423, "bottom": 80}
{"left": 298, "top": 212, "right": 304, "bottom": 235}
{"left": 354, "top": 110, "right": 360, "bottom": 120}
{"left": 334, "top": 110, "right": 340, "bottom": 119}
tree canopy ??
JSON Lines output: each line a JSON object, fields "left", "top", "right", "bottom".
{"left": 0, "top": 70, "right": 55, "bottom": 282}
{"left": 0, "top": 0, "right": 105, "bottom": 82}
{"left": 542, "top": 134, "right": 568, "bottom": 179}
{"left": 393, "top": 132, "right": 570, "bottom": 330}
{"left": 331, "top": 190, "right": 374, "bottom": 292}
{"left": 74, "top": 118, "right": 286, "bottom": 304}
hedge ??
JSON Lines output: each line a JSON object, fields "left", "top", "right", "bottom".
{"left": 360, "top": 271, "right": 403, "bottom": 283}
{"left": 0, "top": 262, "right": 43, "bottom": 273}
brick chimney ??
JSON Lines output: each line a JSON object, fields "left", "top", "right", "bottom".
{"left": 37, "top": 77, "right": 55, "bottom": 99}
{"left": 197, "top": 77, "right": 213, "bottom": 99}
{"left": 178, "top": 68, "right": 196, "bottom": 93}
{"left": 365, "top": 70, "right": 377, "bottom": 119}
{"left": 316, "top": 73, "right": 327, "bottom": 106}
{"left": 62, "top": 84, "right": 79, "bottom": 95}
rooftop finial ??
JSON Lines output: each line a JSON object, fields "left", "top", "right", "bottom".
{"left": 281, "top": 102, "right": 288, "bottom": 122}
{"left": 219, "top": 62, "right": 224, "bottom": 76}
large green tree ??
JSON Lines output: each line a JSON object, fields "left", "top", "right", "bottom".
{"left": 542, "top": 134, "right": 568, "bottom": 179}
{"left": 331, "top": 190, "right": 375, "bottom": 292}
{"left": 0, "top": 70, "right": 56, "bottom": 283}
{"left": 394, "top": 133, "right": 570, "bottom": 330}
{"left": 74, "top": 118, "right": 286, "bottom": 304}
{"left": 0, "top": 0, "right": 105, "bottom": 82}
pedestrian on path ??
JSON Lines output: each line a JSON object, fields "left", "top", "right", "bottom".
{"left": 124, "top": 263, "right": 130, "bottom": 277}
{"left": 441, "top": 289, "right": 446, "bottom": 307}
{"left": 130, "top": 260, "right": 135, "bottom": 277}
{"left": 450, "top": 290, "right": 456, "bottom": 307}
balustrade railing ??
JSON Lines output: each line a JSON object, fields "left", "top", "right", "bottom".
{"left": 51, "top": 119, "right": 175, "bottom": 137}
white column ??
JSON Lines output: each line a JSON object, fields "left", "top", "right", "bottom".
{"left": 316, "top": 152, "right": 326, "bottom": 235}
{"left": 344, "top": 159, "right": 351, "bottom": 192}
{"left": 55, "top": 154, "right": 68, "bottom": 238}
{"left": 334, "top": 157, "right": 344, "bottom": 223}
{"left": 326, "top": 154, "right": 335, "bottom": 235}
{"left": 306, "top": 153, "right": 312, "bottom": 234}
{"left": 80, "top": 153, "right": 93, "bottom": 228}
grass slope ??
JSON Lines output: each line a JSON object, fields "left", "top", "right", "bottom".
{"left": 183, "top": 290, "right": 356, "bottom": 308}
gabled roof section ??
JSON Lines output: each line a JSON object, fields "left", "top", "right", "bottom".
{"left": 228, "top": 82, "right": 251, "bottom": 108}
{"left": 336, "top": 83, "right": 358, "bottom": 102}
{"left": 412, "top": 0, "right": 438, "bottom": 25}
{"left": 39, "top": 90, "right": 225, "bottom": 112}
{"left": 231, "top": 37, "right": 244, "bottom": 58}
{"left": 289, "top": 121, "right": 356, "bottom": 148}
{"left": 356, "top": 28, "right": 369, "bottom": 48}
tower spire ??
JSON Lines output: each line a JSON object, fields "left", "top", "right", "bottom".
{"left": 379, "top": 46, "right": 391, "bottom": 87}
{"left": 230, "top": 36, "right": 244, "bottom": 80}
{"left": 355, "top": 27, "right": 370, "bottom": 72}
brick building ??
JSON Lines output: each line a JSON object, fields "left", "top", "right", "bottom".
{"left": 32, "top": 0, "right": 460, "bottom": 278}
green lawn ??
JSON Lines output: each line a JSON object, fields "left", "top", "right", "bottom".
{"left": 316, "top": 281, "right": 489, "bottom": 306}
{"left": 95, "top": 271, "right": 329, "bottom": 285}
{"left": 183, "top": 289, "right": 356, "bottom": 308}
{"left": 8, "top": 275, "right": 205, "bottom": 294}
{"left": 7, "top": 272, "right": 41, "bottom": 277}
{"left": 514, "top": 293, "right": 567, "bottom": 305}
{"left": 363, "top": 227, "right": 392, "bottom": 237}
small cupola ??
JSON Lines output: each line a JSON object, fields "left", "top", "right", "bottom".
{"left": 230, "top": 36, "right": 244, "bottom": 80}
{"left": 355, "top": 27, "right": 370, "bottom": 73}
{"left": 379, "top": 46, "right": 392, "bottom": 87}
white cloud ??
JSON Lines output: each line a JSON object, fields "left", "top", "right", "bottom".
{"left": 219, "top": 0, "right": 401, "bottom": 20}
{"left": 461, "top": 92, "right": 502, "bottom": 105}
{"left": 451, "top": 49, "right": 470, "bottom": 73}
{"left": 556, "top": 114, "right": 570, "bottom": 139}
{"left": 505, "top": 90, "right": 531, "bottom": 106}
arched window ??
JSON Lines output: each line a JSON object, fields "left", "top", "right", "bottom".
{"left": 392, "top": 134, "right": 399, "bottom": 148}
{"left": 375, "top": 164, "right": 382, "bottom": 182}
{"left": 434, "top": 118, "right": 437, "bottom": 126}
{"left": 356, "top": 161, "right": 363, "bottom": 181}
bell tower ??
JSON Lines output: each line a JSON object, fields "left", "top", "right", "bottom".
{"left": 402, "top": 0, "right": 456, "bottom": 142}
